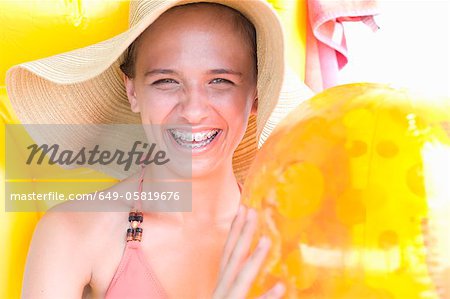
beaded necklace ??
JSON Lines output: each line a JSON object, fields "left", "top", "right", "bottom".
{"left": 126, "top": 165, "right": 145, "bottom": 242}
{"left": 126, "top": 166, "right": 243, "bottom": 242}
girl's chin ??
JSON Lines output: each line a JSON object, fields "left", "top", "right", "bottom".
{"left": 190, "top": 161, "right": 221, "bottom": 178}
{"left": 154, "top": 159, "right": 222, "bottom": 180}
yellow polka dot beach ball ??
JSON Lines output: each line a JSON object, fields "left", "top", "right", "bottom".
{"left": 243, "top": 83, "right": 450, "bottom": 299}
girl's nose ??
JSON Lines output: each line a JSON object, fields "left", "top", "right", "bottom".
{"left": 178, "top": 86, "right": 210, "bottom": 124}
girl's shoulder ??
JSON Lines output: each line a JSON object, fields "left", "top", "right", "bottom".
{"left": 40, "top": 177, "right": 140, "bottom": 249}
{"left": 24, "top": 185, "right": 134, "bottom": 297}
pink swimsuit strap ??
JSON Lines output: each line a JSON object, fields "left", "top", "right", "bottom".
{"left": 136, "top": 164, "right": 145, "bottom": 211}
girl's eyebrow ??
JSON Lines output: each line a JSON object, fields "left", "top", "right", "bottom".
{"left": 144, "top": 69, "right": 178, "bottom": 77}
{"left": 208, "top": 69, "right": 242, "bottom": 77}
{"left": 144, "top": 68, "right": 242, "bottom": 77}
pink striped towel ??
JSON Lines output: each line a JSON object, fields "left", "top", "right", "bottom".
{"left": 305, "top": 0, "right": 380, "bottom": 92}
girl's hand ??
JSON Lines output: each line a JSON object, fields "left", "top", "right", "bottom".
{"left": 212, "top": 205, "right": 285, "bottom": 299}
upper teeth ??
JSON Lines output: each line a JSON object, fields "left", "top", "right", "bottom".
{"left": 170, "top": 129, "right": 219, "bottom": 142}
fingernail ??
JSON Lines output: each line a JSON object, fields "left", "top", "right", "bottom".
{"left": 258, "top": 236, "right": 270, "bottom": 248}
{"left": 273, "top": 282, "right": 286, "bottom": 294}
{"left": 247, "top": 208, "right": 257, "bottom": 219}
{"left": 238, "top": 205, "right": 245, "bottom": 215}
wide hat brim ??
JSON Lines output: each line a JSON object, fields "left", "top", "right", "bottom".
{"left": 6, "top": 0, "right": 313, "bottom": 181}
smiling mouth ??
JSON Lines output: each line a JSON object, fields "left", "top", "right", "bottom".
{"left": 168, "top": 128, "right": 221, "bottom": 149}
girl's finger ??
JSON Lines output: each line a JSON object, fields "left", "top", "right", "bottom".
{"left": 257, "top": 282, "right": 286, "bottom": 299}
{"left": 219, "top": 205, "right": 247, "bottom": 274}
{"left": 225, "top": 235, "right": 271, "bottom": 298}
{"left": 215, "top": 208, "right": 259, "bottom": 296}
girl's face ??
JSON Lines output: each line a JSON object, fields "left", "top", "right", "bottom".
{"left": 125, "top": 5, "right": 258, "bottom": 178}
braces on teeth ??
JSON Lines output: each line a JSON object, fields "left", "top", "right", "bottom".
{"left": 169, "top": 129, "right": 220, "bottom": 148}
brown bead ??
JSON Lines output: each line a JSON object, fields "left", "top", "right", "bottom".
{"left": 126, "top": 228, "right": 134, "bottom": 242}
{"left": 136, "top": 211, "right": 143, "bottom": 223}
{"left": 134, "top": 227, "right": 143, "bottom": 241}
{"left": 128, "top": 211, "right": 137, "bottom": 222}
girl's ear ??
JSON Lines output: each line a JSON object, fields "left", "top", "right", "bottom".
{"left": 250, "top": 96, "right": 258, "bottom": 116}
{"left": 124, "top": 75, "right": 140, "bottom": 113}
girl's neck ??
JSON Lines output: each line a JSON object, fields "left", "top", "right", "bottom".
{"left": 140, "top": 164, "right": 242, "bottom": 226}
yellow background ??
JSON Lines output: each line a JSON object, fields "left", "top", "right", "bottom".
{"left": 0, "top": 1, "right": 307, "bottom": 297}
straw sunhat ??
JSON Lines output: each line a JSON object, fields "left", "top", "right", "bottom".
{"left": 6, "top": 0, "right": 312, "bottom": 181}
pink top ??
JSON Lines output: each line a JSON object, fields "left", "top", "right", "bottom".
{"left": 104, "top": 240, "right": 168, "bottom": 299}
{"left": 105, "top": 166, "right": 167, "bottom": 299}
{"left": 105, "top": 167, "right": 242, "bottom": 298}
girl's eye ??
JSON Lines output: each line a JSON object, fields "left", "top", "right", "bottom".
{"left": 210, "top": 78, "right": 234, "bottom": 85}
{"left": 152, "top": 78, "right": 178, "bottom": 85}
